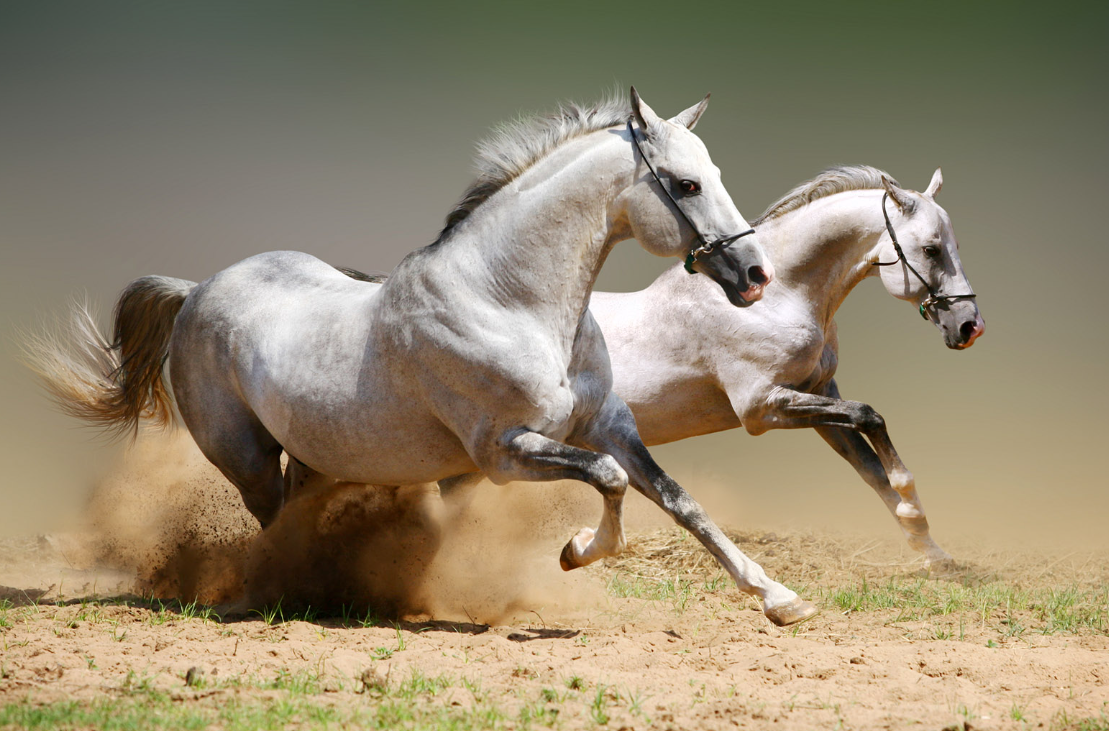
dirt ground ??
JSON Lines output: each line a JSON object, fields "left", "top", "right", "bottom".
{"left": 0, "top": 440, "right": 1107, "bottom": 730}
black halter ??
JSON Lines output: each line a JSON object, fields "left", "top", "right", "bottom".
{"left": 873, "top": 192, "right": 977, "bottom": 320}
{"left": 627, "top": 121, "right": 756, "bottom": 274}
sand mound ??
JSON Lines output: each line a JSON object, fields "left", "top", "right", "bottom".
{"left": 74, "top": 433, "right": 601, "bottom": 623}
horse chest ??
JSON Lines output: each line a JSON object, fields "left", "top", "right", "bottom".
{"left": 787, "top": 323, "right": 839, "bottom": 394}
{"left": 753, "top": 313, "right": 829, "bottom": 382}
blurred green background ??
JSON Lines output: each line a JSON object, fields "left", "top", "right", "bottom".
{"left": 1, "top": 2, "right": 1106, "bottom": 548}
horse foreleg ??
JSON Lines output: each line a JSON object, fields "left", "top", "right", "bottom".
{"left": 477, "top": 430, "right": 628, "bottom": 569}
{"left": 574, "top": 394, "right": 817, "bottom": 627}
{"left": 752, "top": 380, "right": 952, "bottom": 566}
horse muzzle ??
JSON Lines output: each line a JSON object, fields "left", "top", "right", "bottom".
{"left": 952, "top": 313, "right": 985, "bottom": 349}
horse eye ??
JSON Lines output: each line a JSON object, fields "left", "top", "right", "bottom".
{"left": 923, "top": 245, "right": 941, "bottom": 258}
{"left": 679, "top": 179, "right": 701, "bottom": 195}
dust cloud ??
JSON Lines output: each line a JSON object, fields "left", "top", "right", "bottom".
{"left": 77, "top": 433, "right": 605, "bottom": 623}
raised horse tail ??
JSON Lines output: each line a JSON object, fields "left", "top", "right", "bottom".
{"left": 21, "top": 276, "right": 198, "bottom": 439}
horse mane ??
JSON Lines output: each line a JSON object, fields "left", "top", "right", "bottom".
{"left": 438, "top": 94, "right": 631, "bottom": 241}
{"left": 753, "top": 165, "right": 899, "bottom": 225}
{"left": 333, "top": 266, "right": 387, "bottom": 283}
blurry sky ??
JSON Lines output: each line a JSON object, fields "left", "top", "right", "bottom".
{"left": 1, "top": 1, "right": 1106, "bottom": 547}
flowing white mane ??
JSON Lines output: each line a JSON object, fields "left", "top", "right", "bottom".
{"left": 439, "top": 95, "right": 631, "bottom": 239}
{"left": 753, "top": 165, "right": 898, "bottom": 225}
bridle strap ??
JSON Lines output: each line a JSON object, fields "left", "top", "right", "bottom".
{"left": 873, "top": 192, "right": 977, "bottom": 320}
{"left": 627, "top": 121, "right": 756, "bottom": 274}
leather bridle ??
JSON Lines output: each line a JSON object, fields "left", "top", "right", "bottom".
{"left": 873, "top": 192, "right": 977, "bottom": 320}
{"left": 627, "top": 121, "right": 757, "bottom": 275}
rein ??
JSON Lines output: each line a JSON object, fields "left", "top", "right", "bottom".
{"left": 627, "top": 121, "right": 756, "bottom": 274}
{"left": 873, "top": 192, "right": 977, "bottom": 320}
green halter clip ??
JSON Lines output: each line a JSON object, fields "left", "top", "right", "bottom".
{"left": 684, "top": 253, "right": 697, "bottom": 274}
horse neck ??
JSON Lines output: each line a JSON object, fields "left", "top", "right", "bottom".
{"left": 757, "top": 190, "right": 889, "bottom": 326}
{"left": 445, "top": 130, "right": 631, "bottom": 340}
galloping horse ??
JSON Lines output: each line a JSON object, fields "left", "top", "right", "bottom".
{"left": 28, "top": 89, "right": 818, "bottom": 626}
{"left": 589, "top": 166, "right": 983, "bottom": 566}
{"left": 352, "top": 166, "right": 982, "bottom": 566}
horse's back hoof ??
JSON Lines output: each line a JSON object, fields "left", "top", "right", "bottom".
{"left": 764, "top": 597, "right": 818, "bottom": 627}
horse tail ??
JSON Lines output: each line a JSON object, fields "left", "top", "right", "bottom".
{"left": 21, "top": 276, "right": 197, "bottom": 439}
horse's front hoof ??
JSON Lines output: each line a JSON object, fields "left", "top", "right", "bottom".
{"left": 764, "top": 597, "right": 818, "bottom": 627}
{"left": 559, "top": 527, "right": 594, "bottom": 571}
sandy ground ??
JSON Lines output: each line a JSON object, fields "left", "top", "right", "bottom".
{"left": 0, "top": 439, "right": 1107, "bottom": 729}
{"left": 2, "top": 531, "right": 1108, "bottom": 729}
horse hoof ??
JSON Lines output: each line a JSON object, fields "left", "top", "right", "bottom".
{"left": 764, "top": 597, "right": 818, "bottom": 627}
{"left": 559, "top": 540, "right": 579, "bottom": 572}
{"left": 559, "top": 527, "right": 596, "bottom": 571}
{"left": 924, "top": 556, "right": 960, "bottom": 576}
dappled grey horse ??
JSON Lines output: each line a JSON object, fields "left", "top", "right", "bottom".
{"left": 27, "top": 89, "right": 818, "bottom": 626}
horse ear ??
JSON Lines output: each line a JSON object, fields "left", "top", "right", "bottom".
{"left": 924, "top": 167, "right": 943, "bottom": 198}
{"left": 881, "top": 174, "right": 916, "bottom": 213}
{"left": 669, "top": 94, "right": 711, "bottom": 130}
{"left": 630, "top": 86, "right": 663, "bottom": 137}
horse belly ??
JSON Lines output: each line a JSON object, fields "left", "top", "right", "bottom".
{"left": 619, "top": 372, "right": 740, "bottom": 446}
{"left": 616, "top": 352, "right": 745, "bottom": 443}
{"left": 253, "top": 348, "right": 478, "bottom": 485}
{"left": 287, "top": 414, "right": 476, "bottom": 485}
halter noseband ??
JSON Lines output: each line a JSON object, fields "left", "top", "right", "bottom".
{"left": 627, "top": 121, "right": 756, "bottom": 274}
{"left": 873, "top": 192, "right": 977, "bottom": 320}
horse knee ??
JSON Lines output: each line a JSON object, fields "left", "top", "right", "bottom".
{"left": 594, "top": 455, "right": 629, "bottom": 495}
{"left": 857, "top": 405, "right": 885, "bottom": 432}
{"left": 741, "top": 413, "right": 770, "bottom": 436}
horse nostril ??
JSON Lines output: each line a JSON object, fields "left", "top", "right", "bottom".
{"left": 748, "top": 265, "right": 769, "bottom": 287}
{"left": 960, "top": 320, "right": 978, "bottom": 341}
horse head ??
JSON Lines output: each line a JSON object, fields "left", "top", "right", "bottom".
{"left": 620, "top": 87, "right": 773, "bottom": 307}
{"left": 875, "top": 170, "right": 984, "bottom": 349}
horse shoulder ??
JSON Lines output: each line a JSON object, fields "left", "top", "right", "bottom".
{"left": 567, "top": 311, "right": 614, "bottom": 419}
{"left": 711, "top": 303, "right": 832, "bottom": 428}
{"left": 387, "top": 289, "right": 578, "bottom": 434}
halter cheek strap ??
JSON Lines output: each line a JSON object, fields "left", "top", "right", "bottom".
{"left": 627, "top": 121, "right": 756, "bottom": 274}
{"left": 873, "top": 192, "right": 977, "bottom": 320}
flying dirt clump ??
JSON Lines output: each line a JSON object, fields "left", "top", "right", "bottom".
{"left": 243, "top": 481, "right": 447, "bottom": 617}
{"left": 79, "top": 433, "right": 602, "bottom": 623}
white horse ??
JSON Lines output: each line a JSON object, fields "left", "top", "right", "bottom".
{"left": 27, "top": 89, "right": 818, "bottom": 626}
{"left": 590, "top": 166, "right": 983, "bottom": 566}
{"left": 355, "top": 166, "right": 982, "bottom": 564}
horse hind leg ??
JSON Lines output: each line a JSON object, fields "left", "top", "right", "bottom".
{"left": 283, "top": 457, "right": 339, "bottom": 504}
{"left": 215, "top": 435, "right": 284, "bottom": 528}
{"left": 185, "top": 408, "right": 285, "bottom": 528}
{"left": 173, "top": 349, "right": 286, "bottom": 527}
